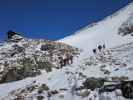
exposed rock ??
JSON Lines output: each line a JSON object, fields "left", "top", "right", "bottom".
{"left": 82, "top": 77, "right": 105, "bottom": 90}
{"left": 118, "top": 14, "right": 133, "bottom": 36}
{"left": 111, "top": 76, "right": 129, "bottom": 81}
{"left": 41, "top": 43, "right": 55, "bottom": 51}
{"left": 7, "top": 30, "right": 20, "bottom": 39}
{"left": 38, "top": 84, "right": 49, "bottom": 94}
{"left": 0, "top": 68, "right": 19, "bottom": 83}
{"left": 120, "top": 81, "right": 133, "bottom": 98}
{"left": 76, "top": 89, "right": 90, "bottom": 98}
{"left": 50, "top": 90, "right": 59, "bottom": 95}
{"left": 0, "top": 31, "right": 79, "bottom": 83}
{"left": 7, "top": 30, "right": 23, "bottom": 42}
{"left": 40, "top": 84, "right": 49, "bottom": 91}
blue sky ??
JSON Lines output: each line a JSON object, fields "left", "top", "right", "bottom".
{"left": 0, "top": 0, "right": 132, "bottom": 41}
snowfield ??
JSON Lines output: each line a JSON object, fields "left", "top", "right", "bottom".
{"left": 59, "top": 2, "right": 133, "bottom": 53}
{"left": 0, "top": 2, "right": 133, "bottom": 100}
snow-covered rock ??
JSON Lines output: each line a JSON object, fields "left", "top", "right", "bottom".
{"left": 0, "top": 32, "right": 79, "bottom": 83}
{"left": 1, "top": 2, "right": 133, "bottom": 100}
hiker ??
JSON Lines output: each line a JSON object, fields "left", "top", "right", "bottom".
{"left": 93, "top": 49, "right": 97, "bottom": 54}
{"left": 58, "top": 56, "right": 64, "bottom": 68}
{"left": 103, "top": 44, "right": 106, "bottom": 49}
{"left": 66, "top": 52, "right": 74, "bottom": 64}
{"left": 58, "top": 55, "right": 68, "bottom": 68}
{"left": 69, "top": 55, "right": 73, "bottom": 64}
{"left": 62, "top": 54, "right": 67, "bottom": 66}
{"left": 96, "top": 45, "right": 105, "bottom": 62}
{"left": 98, "top": 45, "right": 102, "bottom": 52}
{"left": 66, "top": 53, "right": 70, "bottom": 65}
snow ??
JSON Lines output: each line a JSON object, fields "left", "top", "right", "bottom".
{"left": 59, "top": 3, "right": 133, "bottom": 54}
{"left": 0, "top": 78, "right": 34, "bottom": 98}
{"left": 0, "top": 2, "right": 133, "bottom": 100}
{"left": 1, "top": 41, "right": 133, "bottom": 99}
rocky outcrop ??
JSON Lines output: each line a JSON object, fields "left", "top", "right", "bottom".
{"left": 7, "top": 30, "right": 23, "bottom": 42}
{"left": 82, "top": 77, "right": 105, "bottom": 90}
{"left": 0, "top": 31, "right": 79, "bottom": 83}
{"left": 7, "top": 30, "right": 19, "bottom": 39}
{"left": 118, "top": 14, "right": 133, "bottom": 36}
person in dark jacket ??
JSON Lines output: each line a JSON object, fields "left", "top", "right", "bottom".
{"left": 93, "top": 49, "right": 97, "bottom": 54}
{"left": 103, "top": 44, "right": 106, "bottom": 49}
{"left": 98, "top": 45, "right": 102, "bottom": 51}
{"left": 63, "top": 58, "right": 67, "bottom": 66}
{"left": 58, "top": 57, "right": 64, "bottom": 68}
{"left": 69, "top": 55, "right": 73, "bottom": 64}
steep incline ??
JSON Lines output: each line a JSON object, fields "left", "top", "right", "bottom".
{"left": 1, "top": 3, "right": 133, "bottom": 100}
{"left": 1, "top": 41, "right": 133, "bottom": 100}
{"left": 60, "top": 3, "right": 133, "bottom": 53}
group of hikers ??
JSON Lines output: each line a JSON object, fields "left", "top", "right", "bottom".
{"left": 58, "top": 44, "right": 106, "bottom": 68}
{"left": 93, "top": 44, "right": 106, "bottom": 54}
{"left": 58, "top": 53, "right": 74, "bottom": 68}
{"left": 92, "top": 44, "right": 111, "bottom": 62}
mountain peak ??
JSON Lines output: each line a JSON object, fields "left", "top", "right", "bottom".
{"left": 7, "top": 30, "right": 23, "bottom": 42}
{"left": 60, "top": 2, "right": 133, "bottom": 52}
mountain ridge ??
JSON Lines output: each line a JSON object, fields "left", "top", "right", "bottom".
{"left": 60, "top": 2, "right": 133, "bottom": 53}
{"left": 1, "top": 3, "right": 133, "bottom": 100}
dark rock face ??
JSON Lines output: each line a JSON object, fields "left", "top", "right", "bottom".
{"left": 7, "top": 30, "right": 20, "bottom": 39}
{"left": 82, "top": 78, "right": 104, "bottom": 90}
{"left": 0, "top": 68, "right": 18, "bottom": 83}
{"left": 121, "top": 81, "right": 133, "bottom": 99}
{"left": 118, "top": 15, "right": 133, "bottom": 36}
{"left": 41, "top": 44, "right": 55, "bottom": 51}
{"left": 99, "top": 81, "right": 133, "bottom": 99}
{"left": 6, "top": 30, "right": 23, "bottom": 42}
{"left": 119, "top": 25, "right": 133, "bottom": 36}
{"left": 99, "top": 84, "right": 120, "bottom": 93}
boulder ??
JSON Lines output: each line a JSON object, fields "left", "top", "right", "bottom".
{"left": 7, "top": 30, "right": 23, "bottom": 42}
{"left": 7, "top": 30, "right": 19, "bottom": 39}
{"left": 41, "top": 44, "right": 55, "bottom": 51}
{"left": 82, "top": 77, "right": 104, "bottom": 90}
{"left": 121, "top": 81, "right": 133, "bottom": 99}
{"left": 0, "top": 57, "right": 53, "bottom": 83}
{"left": 77, "top": 89, "right": 90, "bottom": 98}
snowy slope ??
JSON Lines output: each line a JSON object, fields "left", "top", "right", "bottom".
{"left": 1, "top": 41, "right": 133, "bottom": 100}
{"left": 60, "top": 3, "right": 133, "bottom": 53}
{"left": 0, "top": 3, "right": 133, "bottom": 100}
